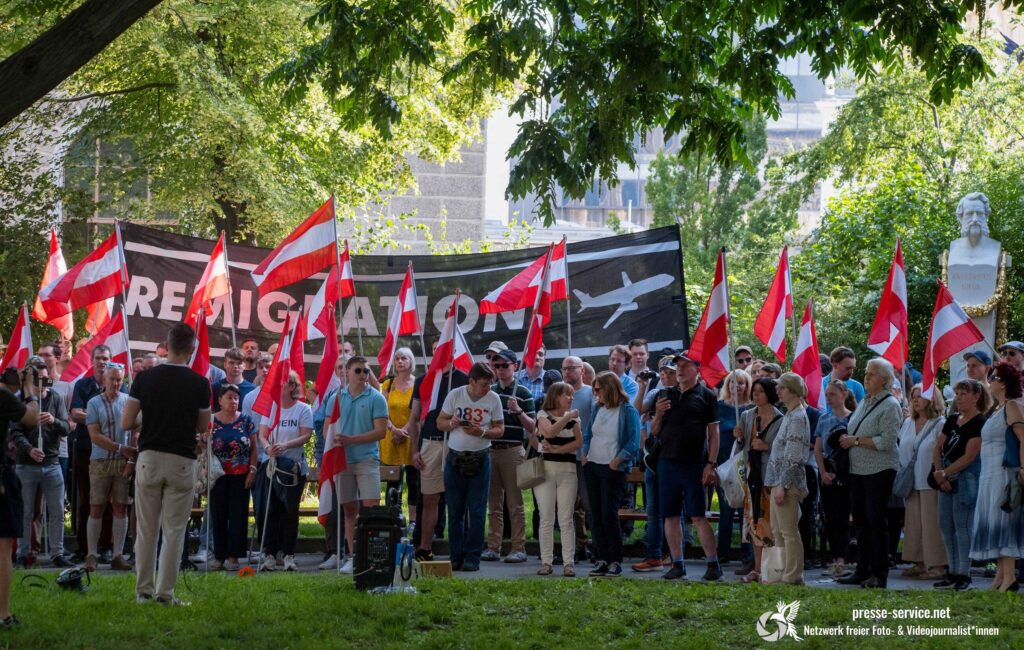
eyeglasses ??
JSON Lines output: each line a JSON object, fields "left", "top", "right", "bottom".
{"left": 736, "top": 356, "right": 752, "bottom": 364}
{"left": 561, "top": 365, "right": 581, "bottom": 371}
{"left": 990, "top": 375, "right": 1003, "bottom": 382}
{"left": 351, "top": 367, "right": 370, "bottom": 375}
{"left": 1002, "top": 350, "right": 1020, "bottom": 357}
{"left": 492, "top": 363, "right": 511, "bottom": 369}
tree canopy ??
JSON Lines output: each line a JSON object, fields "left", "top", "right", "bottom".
{"left": 271, "top": 0, "right": 1015, "bottom": 224}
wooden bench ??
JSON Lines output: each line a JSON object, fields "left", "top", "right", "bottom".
{"left": 617, "top": 467, "right": 721, "bottom": 523}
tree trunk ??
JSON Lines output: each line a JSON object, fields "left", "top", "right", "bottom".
{"left": 0, "top": 0, "right": 163, "bottom": 128}
{"left": 212, "top": 198, "right": 254, "bottom": 246}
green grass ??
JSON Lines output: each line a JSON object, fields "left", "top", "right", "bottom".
{"left": 3, "top": 573, "right": 1020, "bottom": 648}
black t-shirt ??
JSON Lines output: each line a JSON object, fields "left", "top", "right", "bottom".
{"left": 492, "top": 381, "right": 536, "bottom": 443}
{"left": 242, "top": 367, "right": 258, "bottom": 384}
{"left": 0, "top": 388, "right": 27, "bottom": 453}
{"left": 412, "top": 370, "right": 468, "bottom": 441}
{"left": 940, "top": 413, "right": 985, "bottom": 465}
{"left": 658, "top": 383, "right": 719, "bottom": 462}
{"left": 130, "top": 364, "right": 211, "bottom": 459}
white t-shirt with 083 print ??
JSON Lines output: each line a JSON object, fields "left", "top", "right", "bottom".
{"left": 441, "top": 386, "right": 504, "bottom": 453}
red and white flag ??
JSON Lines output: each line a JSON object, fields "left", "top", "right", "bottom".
{"left": 921, "top": 281, "right": 985, "bottom": 399}
{"left": 37, "top": 229, "right": 128, "bottom": 317}
{"left": 339, "top": 240, "right": 356, "bottom": 299}
{"left": 313, "top": 308, "right": 340, "bottom": 410}
{"left": 791, "top": 300, "right": 824, "bottom": 409}
{"left": 252, "top": 311, "right": 303, "bottom": 428}
{"left": 85, "top": 298, "right": 114, "bottom": 337}
{"left": 377, "top": 264, "right": 420, "bottom": 378}
{"left": 1, "top": 305, "right": 34, "bottom": 373}
{"left": 32, "top": 229, "right": 74, "bottom": 340}
{"left": 753, "top": 246, "right": 793, "bottom": 363}
{"left": 189, "top": 309, "right": 211, "bottom": 378}
{"left": 867, "top": 239, "right": 909, "bottom": 369}
{"left": 480, "top": 238, "right": 567, "bottom": 314}
{"left": 316, "top": 393, "right": 348, "bottom": 526}
{"left": 689, "top": 249, "right": 731, "bottom": 386}
{"left": 522, "top": 246, "right": 555, "bottom": 370}
{"left": 418, "top": 298, "right": 473, "bottom": 422}
{"left": 60, "top": 308, "right": 131, "bottom": 383}
{"left": 185, "top": 232, "right": 231, "bottom": 327}
{"left": 251, "top": 199, "right": 336, "bottom": 297}
{"left": 307, "top": 264, "right": 340, "bottom": 341}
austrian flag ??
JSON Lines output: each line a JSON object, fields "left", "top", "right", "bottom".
{"left": 251, "top": 198, "right": 336, "bottom": 297}
{"left": 185, "top": 232, "right": 231, "bottom": 327}
{"left": 689, "top": 249, "right": 731, "bottom": 386}
{"left": 37, "top": 229, "right": 128, "bottom": 317}
{"left": 418, "top": 296, "right": 473, "bottom": 421}
{"left": 921, "top": 281, "right": 984, "bottom": 399}
{"left": 753, "top": 246, "right": 793, "bottom": 363}
{"left": 32, "top": 229, "right": 73, "bottom": 340}
{"left": 480, "top": 238, "right": 567, "bottom": 314}
{"left": 377, "top": 264, "right": 420, "bottom": 378}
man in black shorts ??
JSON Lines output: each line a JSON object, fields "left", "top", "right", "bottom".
{"left": 0, "top": 380, "right": 39, "bottom": 626}
{"left": 121, "top": 323, "right": 211, "bottom": 605}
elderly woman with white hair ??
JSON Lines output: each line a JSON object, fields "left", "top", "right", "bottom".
{"left": 764, "top": 373, "right": 811, "bottom": 585}
{"left": 836, "top": 358, "right": 904, "bottom": 589}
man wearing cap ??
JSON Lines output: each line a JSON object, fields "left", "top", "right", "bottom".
{"left": 963, "top": 350, "right": 993, "bottom": 389}
{"left": 484, "top": 340, "right": 509, "bottom": 362}
{"left": 999, "top": 341, "right": 1024, "bottom": 374}
{"left": 481, "top": 349, "right": 536, "bottom": 563}
{"left": 652, "top": 352, "right": 723, "bottom": 581}
{"left": 734, "top": 346, "right": 754, "bottom": 373}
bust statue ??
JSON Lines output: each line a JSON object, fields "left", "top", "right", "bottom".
{"left": 945, "top": 192, "right": 1009, "bottom": 382}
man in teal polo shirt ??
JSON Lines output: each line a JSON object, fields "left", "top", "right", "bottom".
{"left": 329, "top": 356, "right": 388, "bottom": 574}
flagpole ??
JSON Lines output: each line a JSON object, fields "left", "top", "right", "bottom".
{"left": 719, "top": 248, "right": 742, "bottom": 439}
{"left": 335, "top": 473, "right": 342, "bottom": 574}
{"left": 786, "top": 247, "right": 798, "bottom": 356}
{"left": 443, "top": 290, "right": 462, "bottom": 469}
{"left": 220, "top": 231, "right": 238, "bottom": 348}
{"left": 114, "top": 221, "right": 133, "bottom": 362}
{"left": 521, "top": 244, "right": 553, "bottom": 367}
{"left": 412, "top": 261, "right": 430, "bottom": 379}
{"left": 561, "top": 236, "right": 573, "bottom": 357}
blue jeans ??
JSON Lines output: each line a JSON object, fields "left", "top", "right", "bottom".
{"left": 938, "top": 471, "right": 979, "bottom": 576}
{"left": 444, "top": 452, "right": 491, "bottom": 566}
{"left": 15, "top": 464, "right": 65, "bottom": 557}
{"left": 644, "top": 468, "right": 663, "bottom": 559}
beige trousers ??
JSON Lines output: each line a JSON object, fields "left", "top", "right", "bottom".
{"left": 486, "top": 445, "right": 526, "bottom": 553}
{"left": 534, "top": 461, "right": 578, "bottom": 566}
{"left": 134, "top": 450, "right": 196, "bottom": 600}
{"left": 769, "top": 487, "right": 804, "bottom": 584}
{"left": 903, "top": 489, "right": 948, "bottom": 569}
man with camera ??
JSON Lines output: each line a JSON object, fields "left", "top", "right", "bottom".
{"left": 10, "top": 359, "right": 72, "bottom": 568}
{"left": 437, "top": 362, "right": 504, "bottom": 572}
{"left": 651, "top": 352, "right": 722, "bottom": 581}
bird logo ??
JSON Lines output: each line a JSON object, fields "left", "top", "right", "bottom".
{"left": 756, "top": 600, "right": 803, "bottom": 642}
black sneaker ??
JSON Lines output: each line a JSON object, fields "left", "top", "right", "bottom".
{"left": 460, "top": 562, "right": 480, "bottom": 572}
{"left": 953, "top": 577, "right": 972, "bottom": 592}
{"left": 13, "top": 556, "right": 27, "bottom": 570}
{"left": 0, "top": 614, "right": 20, "bottom": 629}
{"left": 702, "top": 563, "right": 723, "bottom": 582}
{"left": 588, "top": 561, "right": 608, "bottom": 577}
{"left": 606, "top": 562, "right": 622, "bottom": 577}
{"left": 662, "top": 564, "right": 686, "bottom": 580}
{"left": 52, "top": 555, "right": 74, "bottom": 568}
{"left": 933, "top": 576, "right": 957, "bottom": 589}
{"left": 178, "top": 559, "right": 198, "bottom": 572}
{"left": 733, "top": 560, "right": 755, "bottom": 576}
{"left": 414, "top": 548, "right": 434, "bottom": 562}
{"left": 451, "top": 558, "right": 464, "bottom": 572}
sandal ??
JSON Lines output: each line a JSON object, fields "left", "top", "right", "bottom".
{"left": 537, "top": 564, "right": 553, "bottom": 576}
{"left": 742, "top": 570, "right": 761, "bottom": 584}
{"left": 563, "top": 565, "right": 575, "bottom": 577}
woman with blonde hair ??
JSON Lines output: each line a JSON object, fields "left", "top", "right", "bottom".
{"left": 381, "top": 347, "right": 418, "bottom": 524}
{"left": 532, "top": 381, "right": 583, "bottom": 577}
{"left": 896, "top": 384, "right": 947, "bottom": 580}
{"left": 765, "top": 373, "right": 811, "bottom": 585}
{"left": 716, "top": 369, "right": 752, "bottom": 566}
{"left": 582, "top": 372, "right": 640, "bottom": 578}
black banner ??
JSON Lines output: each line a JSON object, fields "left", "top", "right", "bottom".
{"left": 121, "top": 223, "right": 688, "bottom": 367}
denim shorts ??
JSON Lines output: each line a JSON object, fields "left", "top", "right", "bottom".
{"left": 658, "top": 458, "right": 706, "bottom": 519}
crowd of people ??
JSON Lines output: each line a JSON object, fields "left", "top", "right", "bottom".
{"left": 0, "top": 326, "right": 1022, "bottom": 623}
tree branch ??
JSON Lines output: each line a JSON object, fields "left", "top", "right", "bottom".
{"left": 44, "top": 82, "right": 175, "bottom": 103}
{"left": 0, "top": 0, "right": 163, "bottom": 127}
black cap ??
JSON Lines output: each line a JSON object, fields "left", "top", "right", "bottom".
{"left": 496, "top": 349, "right": 518, "bottom": 364}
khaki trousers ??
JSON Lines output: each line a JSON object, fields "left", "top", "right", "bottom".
{"left": 769, "top": 487, "right": 804, "bottom": 584}
{"left": 903, "top": 489, "right": 948, "bottom": 569}
{"left": 485, "top": 445, "right": 526, "bottom": 553}
{"left": 134, "top": 450, "right": 196, "bottom": 600}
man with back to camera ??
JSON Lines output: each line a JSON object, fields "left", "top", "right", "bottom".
{"left": 122, "top": 323, "right": 211, "bottom": 605}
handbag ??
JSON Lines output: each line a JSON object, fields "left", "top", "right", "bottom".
{"left": 516, "top": 454, "right": 546, "bottom": 489}
{"left": 195, "top": 448, "right": 225, "bottom": 496}
{"left": 642, "top": 435, "right": 661, "bottom": 473}
{"left": 893, "top": 420, "right": 939, "bottom": 499}
{"left": 715, "top": 442, "right": 746, "bottom": 509}
{"left": 1000, "top": 474, "right": 1023, "bottom": 513}
{"left": 760, "top": 546, "right": 786, "bottom": 584}
{"left": 266, "top": 455, "right": 300, "bottom": 487}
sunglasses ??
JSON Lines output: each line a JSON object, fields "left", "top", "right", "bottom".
{"left": 106, "top": 362, "right": 125, "bottom": 371}
{"left": 351, "top": 367, "right": 370, "bottom": 374}
{"left": 736, "top": 356, "right": 752, "bottom": 363}
{"left": 990, "top": 375, "right": 1004, "bottom": 382}
{"left": 492, "top": 363, "right": 511, "bottom": 369}
{"left": 1002, "top": 350, "right": 1021, "bottom": 357}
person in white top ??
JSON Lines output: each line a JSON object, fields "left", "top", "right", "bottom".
{"left": 258, "top": 371, "right": 313, "bottom": 572}
{"left": 436, "top": 363, "right": 504, "bottom": 572}
{"left": 896, "top": 384, "right": 947, "bottom": 580}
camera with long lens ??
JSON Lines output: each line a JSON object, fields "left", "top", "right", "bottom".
{"left": 638, "top": 369, "right": 657, "bottom": 381}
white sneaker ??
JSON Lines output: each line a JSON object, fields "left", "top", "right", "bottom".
{"left": 319, "top": 554, "right": 339, "bottom": 570}
{"left": 282, "top": 555, "right": 297, "bottom": 571}
{"left": 340, "top": 557, "right": 354, "bottom": 574}
{"left": 261, "top": 556, "right": 276, "bottom": 572}
{"left": 207, "top": 559, "right": 223, "bottom": 571}
{"left": 224, "top": 559, "right": 240, "bottom": 571}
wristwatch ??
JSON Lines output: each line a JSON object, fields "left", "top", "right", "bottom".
{"left": 854, "top": 437, "right": 860, "bottom": 447}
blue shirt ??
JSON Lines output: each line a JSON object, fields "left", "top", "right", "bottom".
{"left": 85, "top": 392, "right": 131, "bottom": 461}
{"left": 71, "top": 376, "right": 127, "bottom": 452}
{"left": 618, "top": 373, "right": 639, "bottom": 402}
{"left": 212, "top": 379, "right": 256, "bottom": 409}
{"left": 515, "top": 369, "right": 547, "bottom": 404}
{"left": 717, "top": 401, "right": 753, "bottom": 464}
{"left": 328, "top": 386, "right": 389, "bottom": 464}
{"left": 821, "top": 377, "right": 865, "bottom": 414}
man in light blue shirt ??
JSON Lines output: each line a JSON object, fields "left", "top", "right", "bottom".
{"left": 608, "top": 344, "right": 639, "bottom": 401}
{"left": 325, "top": 356, "right": 388, "bottom": 574}
{"left": 821, "top": 346, "right": 865, "bottom": 413}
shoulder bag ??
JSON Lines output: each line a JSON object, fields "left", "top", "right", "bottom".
{"left": 893, "top": 420, "right": 939, "bottom": 499}
{"left": 826, "top": 396, "right": 894, "bottom": 480}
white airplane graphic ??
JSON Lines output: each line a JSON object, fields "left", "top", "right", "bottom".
{"left": 573, "top": 272, "right": 674, "bottom": 328}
